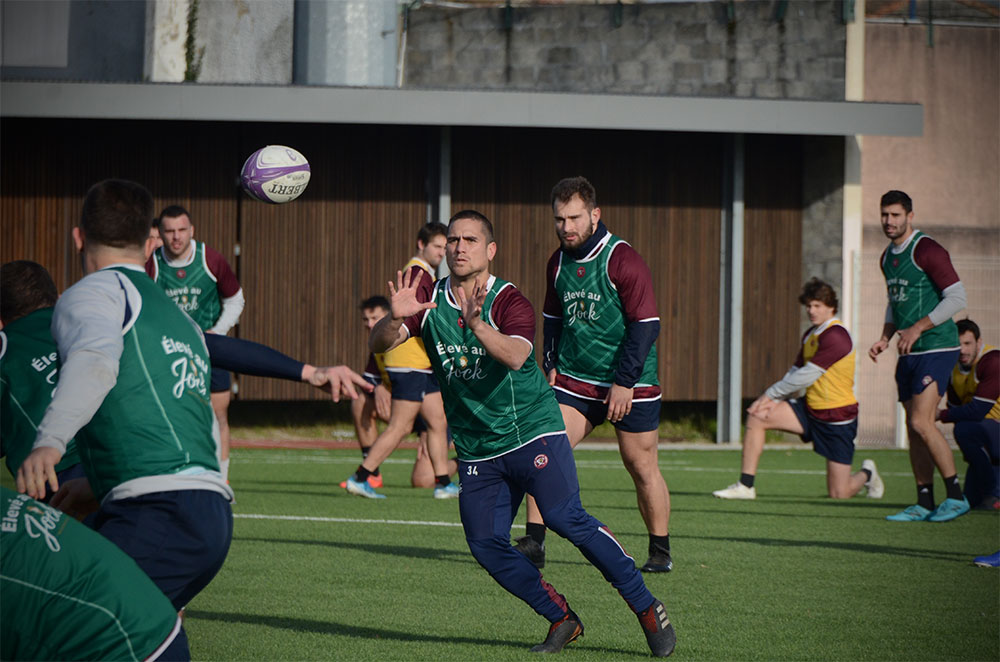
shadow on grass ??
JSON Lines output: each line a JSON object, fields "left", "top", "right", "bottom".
{"left": 234, "top": 535, "right": 474, "bottom": 564}
{"left": 684, "top": 533, "right": 969, "bottom": 562}
{"left": 184, "top": 609, "right": 643, "bottom": 657}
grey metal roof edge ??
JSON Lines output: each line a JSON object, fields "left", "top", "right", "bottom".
{"left": 0, "top": 81, "right": 923, "bottom": 137}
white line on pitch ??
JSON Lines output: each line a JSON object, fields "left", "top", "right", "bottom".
{"left": 234, "top": 513, "right": 462, "bottom": 527}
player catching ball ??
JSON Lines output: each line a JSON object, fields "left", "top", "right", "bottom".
{"left": 369, "top": 210, "right": 676, "bottom": 657}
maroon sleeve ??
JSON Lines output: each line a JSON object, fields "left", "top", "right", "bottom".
{"left": 144, "top": 254, "right": 156, "bottom": 279}
{"left": 913, "top": 237, "right": 961, "bottom": 292}
{"left": 401, "top": 281, "right": 432, "bottom": 339}
{"left": 543, "top": 251, "right": 562, "bottom": 318}
{"left": 407, "top": 265, "right": 435, "bottom": 303}
{"left": 608, "top": 243, "right": 658, "bottom": 322}
{"left": 204, "top": 244, "right": 242, "bottom": 298}
{"left": 808, "top": 325, "right": 853, "bottom": 370}
{"left": 974, "top": 350, "right": 1000, "bottom": 402}
{"left": 490, "top": 285, "right": 536, "bottom": 344}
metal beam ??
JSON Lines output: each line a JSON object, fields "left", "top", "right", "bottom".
{"left": 0, "top": 81, "right": 923, "bottom": 138}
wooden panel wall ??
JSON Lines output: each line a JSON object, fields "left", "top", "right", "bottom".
{"left": 742, "top": 134, "right": 804, "bottom": 396}
{"left": 450, "top": 127, "right": 725, "bottom": 400}
{"left": 235, "top": 124, "right": 431, "bottom": 399}
{"left": 1, "top": 119, "right": 804, "bottom": 402}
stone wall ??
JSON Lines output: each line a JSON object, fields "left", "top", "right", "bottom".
{"left": 403, "top": 0, "right": 846, "bottom": 100}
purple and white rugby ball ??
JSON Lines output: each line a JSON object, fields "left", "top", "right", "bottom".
{"left": 240, "top": 145, "right": 311, "bottom": 204}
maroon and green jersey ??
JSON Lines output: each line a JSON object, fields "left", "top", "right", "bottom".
{"left": 146, "top": 240, "right": 240, "bottom": 331}
{"left": 544, "top": 230, "right": 660, "bottom": 401}
{"left": 404, "top": 276, "right": 565, "bottom": 461}
{"left": 880, "top": 231, "right": 960, "bottom": 354}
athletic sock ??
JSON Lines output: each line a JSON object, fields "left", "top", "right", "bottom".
{"left": 526, "top": 522, "right": 547, "bottom": 546}
{"left": 943, "top": 474, "right": 963, "bottom": 501}
{"left": 916, "top": 483, "right": 935, "bottom": 510}
{"left": 861, "top": 468, "right": 873, "bottom": 481}
{"left": 353, "top": 465, "right": 372, "bottom": 483}
{"left": 359, "top": 448, "right": 379, "bottom": 476}
{"left": 435, "top": 474, "right": 451, "bottom": 488}
{"left": 739, "top": 473, "right": 755, "bottom": 488}
{"left": 648, "top": 533, "right": 670, "bottom": 555}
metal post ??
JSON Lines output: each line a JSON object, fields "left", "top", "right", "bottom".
{"left": 437, "top": 126, "right": 452, "bottom": 276}
{"left": 716, "top": 134, "right": 744, "bottom": 444}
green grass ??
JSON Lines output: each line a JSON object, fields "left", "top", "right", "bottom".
{"left": 176, "top": 446, "right": 998, "bottom": 661}
{"left": 228, "top": 400, "right": 726, "bottom": 442}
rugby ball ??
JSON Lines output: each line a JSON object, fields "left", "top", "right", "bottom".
{"left": 240, "top": 145, "right": 311, "bottom": 204}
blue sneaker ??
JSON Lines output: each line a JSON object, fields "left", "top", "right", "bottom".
{"left": 433, "top": 482, "right": 460, "bottom": 499}
{"left": 927, "top": 497, "right": 970, "bottom": 522}
{"left": 345, "top": 477, "right": 386, "bottom": 499}
{"left": 886, "top": 504, "right": 932, "bottom": 522}
{"left": 974, "top": 551, "right": 1000, "bottom": 568}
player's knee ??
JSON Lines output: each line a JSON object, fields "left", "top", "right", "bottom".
{"left": 746, "top": 414, "right": 769, "bottom": 431}
{"left": 908, "top": 417, "right": 937, "bottom": 442}
{"left": 828, "top": 485, "right": 852, "bottom": 499}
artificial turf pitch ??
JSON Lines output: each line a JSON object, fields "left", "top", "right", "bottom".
{"left": 174, "top": 445, "right": 999, "bottom": 661}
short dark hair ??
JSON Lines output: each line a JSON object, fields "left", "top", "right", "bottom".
{"left": 80, "top": 179, "right": 154, "bottom": 249}
{"left": 448, "top": 210, "right": 495, "bottom": 244}
{"left": 880, "top": 190, "right": 912, "bottom": 213}
{"left": 551, "top": 176, "right": 597, "bottom": 212}
{"left": 417, "top": 222, "right": 448, "bottom": 246}
{"left": 358, "top": 294, "right": 392, "bottom": 310}
{"left": 1, "top": 260, "right": 58, "bottom": 324}
{"left": 360, "top": 295, "right": 390, "bottom": 312}
{"left": 154, "top": 204, "right": 191, "bottom": 229}
{"left": 798, "top": 277, "right": 839, "bottom": 313}
{"left": 957, "top": 318, "right": 980, "bottom": 340}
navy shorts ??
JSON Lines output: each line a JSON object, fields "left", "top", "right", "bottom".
{"left": 93, "top": 489, "right": 233, "bottom": 611}
{"left": 388, "top": 371, "right": 439, "bottom": 402}
{"left": 789, "top": 399, "right": 857, "bottom": 465}
{"left": 895, "top": 349, "right": 959, "bottom": 402}
{"left": 210, "top": 367, "right": 231, "bottom": 393}
{"left": 554, "top": 389, "right": 660, "bottom": 433}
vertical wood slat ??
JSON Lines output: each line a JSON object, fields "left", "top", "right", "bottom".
{"left": 2, "top": 118, "right": 803, "bottom": 401}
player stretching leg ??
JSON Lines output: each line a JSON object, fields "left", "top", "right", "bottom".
{"left": 370, "top": 211, "right": 676, "bottom": 656}
{"left": 713, "top": 278, "right": 883, "bottom": 501}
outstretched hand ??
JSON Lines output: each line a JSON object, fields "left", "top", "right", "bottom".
{"left": 454, "top": 278, "right": 488, "bottom": 331}
{"left": 309, "top": 365, "right": 374, "bottom": 403}
{"left": 388, "top": 269, "right": 436, "bottom": 321}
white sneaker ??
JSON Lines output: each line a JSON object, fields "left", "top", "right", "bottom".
{"left": 862, "top": 459, "right": 884, "bottom": 499}
{"left": 713, "top": 482, "right": 756, "bottom": 500}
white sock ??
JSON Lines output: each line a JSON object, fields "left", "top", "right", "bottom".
{"left": 221, "top": 458, "right": 230, "bottom": 481}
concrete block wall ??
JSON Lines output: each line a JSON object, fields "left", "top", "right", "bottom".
{"left": 403, "top": 0, "right": 847, "bottom": 100}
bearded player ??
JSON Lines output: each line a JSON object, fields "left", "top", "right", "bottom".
{"left": 147, "top": 205, "right": 244, "bottom": 481}
{"left": 517, "top": 176, "right": 672, "bottom": 574}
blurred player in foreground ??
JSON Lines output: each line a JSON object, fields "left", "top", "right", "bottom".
{"left": 1, "top": 487, "right": 189, "bottom": 661}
